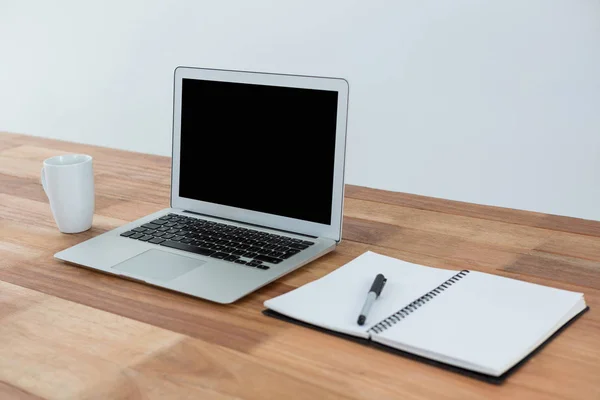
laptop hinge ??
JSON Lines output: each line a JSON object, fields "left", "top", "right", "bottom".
{"left": 182, "top": 210, "right": 319, "bottom": 239}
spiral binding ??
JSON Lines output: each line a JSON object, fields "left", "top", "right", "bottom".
{"left": 368, "top": 270, "right": 470, "bottom": 334}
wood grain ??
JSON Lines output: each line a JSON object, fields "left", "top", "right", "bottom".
{"left": 1, "top": 131, "right": 599, "bottom": 400}
{"left": 345, "top": 184, "right": 600, "bottom": 238}
{"left": 0, "top": 382, "right": 44, "bottom": 400}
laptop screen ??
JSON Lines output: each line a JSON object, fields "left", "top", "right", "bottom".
{"left": 178, "top": 78, "right": 339, "bottom": 225}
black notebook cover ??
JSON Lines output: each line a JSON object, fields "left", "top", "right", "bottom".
{"left": 263, "top": 306, "right": 589, "bottom": 384}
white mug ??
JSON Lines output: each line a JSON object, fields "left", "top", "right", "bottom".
{"left": 41, "top": 154, "right": 95, "bottom": 233}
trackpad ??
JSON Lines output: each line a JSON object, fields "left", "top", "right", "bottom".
{"left": 112, "top": 249, "right": 206, "bottom": 282}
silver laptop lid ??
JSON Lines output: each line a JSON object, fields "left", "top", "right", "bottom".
{"left": 170, "top": 67, "right": 349, "bottom": 242}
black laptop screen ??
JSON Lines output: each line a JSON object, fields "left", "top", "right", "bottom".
{"left": 178, "top": 78, "right": 339, "bottom": 225}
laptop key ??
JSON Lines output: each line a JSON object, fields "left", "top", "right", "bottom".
{"left": 256, "top": 265, "right": 270, "bottom": 270}
{"left": 120, "top": 231, "right": 136, "bottom": 237}
{"left": 157, "top": 226, "right": 170, "bottom": 232}
{"left": 210, "top": 252, "right": 228, "bottom": 259}
{"left": 162, "top": 233, "right": 174, "bottom": 239}
{"left": 160, "top": 240, "right": 215, "bottom": 256}
{"left": 281, "top": 250, "right": 300, "bottom": 259}
{"left": 150, "top": 219, "right": 167, "bottom": 225}
{"left": 142, "top": 223, "right": 160, "bottom": 229}
{"left": 224, "top": 255, "right": 239, "bottom": 261}
{"left": 133, "top": 227, "right": 146, "bottom": 232}
{"left": 288, "top": 243, "right": 309, "bottom": 250}
{"left": 172, "top": 235, "right": 184, "bottom": 241}
{"left": 139, "top": 235, "right": 154, "bottom": 241}
{"left": 254, "top": 254, "right": 283, "bottom": 264}
{"left": 234, "top": 260, "right": 247, "bottom": 264}
{"left": 149, "top": 237, "right": 165, "bottom": 244}
{"left": 130, "top": 233, "right": 144, "bottom": 239}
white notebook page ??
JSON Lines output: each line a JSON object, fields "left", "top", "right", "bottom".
{"left": 264, "top": 251, "right": 456, "bottom": 338}
{"left": 371, "top": 271, "right": 585, "bottom": 376}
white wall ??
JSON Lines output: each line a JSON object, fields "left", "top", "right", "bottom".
{"left": 1, "top": 0, "right": 600, "bottom": 220}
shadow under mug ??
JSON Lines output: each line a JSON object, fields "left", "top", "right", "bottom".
{"left": 41, "top": 154, "right": 95, "bottom": 233}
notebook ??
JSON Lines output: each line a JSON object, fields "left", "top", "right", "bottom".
{"left": 263, "top": 251, "right": 588, "bottom": 382}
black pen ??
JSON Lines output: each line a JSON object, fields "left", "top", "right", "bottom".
{"left": 357, "top": 273, "right": 387, "bottom": 325}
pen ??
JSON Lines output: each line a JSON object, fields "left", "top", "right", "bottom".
{"left": 357, "top": 273, "right": 387, "bottom": 326}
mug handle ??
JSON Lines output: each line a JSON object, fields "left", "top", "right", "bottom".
{"left": 41, "top": 167, "right": 47, "bottom": 194}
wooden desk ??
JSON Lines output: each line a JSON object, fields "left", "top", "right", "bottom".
{"left": 1, "top": 132, "right": 599, "bottom": 399}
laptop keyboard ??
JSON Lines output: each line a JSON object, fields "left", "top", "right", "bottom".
{"left": 119, "top": 213, "right": 315, "bottom": 270}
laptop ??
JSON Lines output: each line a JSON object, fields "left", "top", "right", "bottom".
{"left": 55, "top": 66, "right": 349, "bottom": 304}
